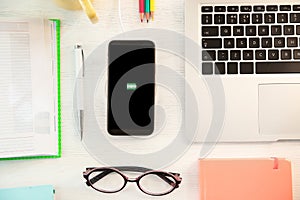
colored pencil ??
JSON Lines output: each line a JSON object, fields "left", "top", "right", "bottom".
{"left": 139, "top": 0, "right": 145, "bottom": 22}
{"left": 145, "top": 0, "right": 150, "bottom": 22}
{"left": 150, "top": 0, "right": 155, "bottom": 21}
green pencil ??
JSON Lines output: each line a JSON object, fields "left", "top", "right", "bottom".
{"left": 145, "top": 0, "right": 150, "bottom": 22}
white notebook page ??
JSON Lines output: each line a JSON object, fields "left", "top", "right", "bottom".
{"left": 0, "top": 19, "right": 58, "bottom": 158}
{"left": 0, "top": 21, "right": 33, "bottom": 137}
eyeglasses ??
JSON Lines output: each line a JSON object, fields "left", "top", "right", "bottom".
{"left": 83, "top": 166, "right": 182, "bottom": 196}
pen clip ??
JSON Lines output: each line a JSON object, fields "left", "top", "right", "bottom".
{"left": 81, "top": 48, "right": 85, "bottom": 78}
{"left": 74, "top": 44, "right": 85, "bottom": 78}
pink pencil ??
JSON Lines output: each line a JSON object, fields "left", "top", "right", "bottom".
{"left": 139, "top": 0, "right": 145, "bottom": 22}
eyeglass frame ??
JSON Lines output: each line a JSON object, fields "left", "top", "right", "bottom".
{"left": 83, "top": 166, "right": 182, "bottom": 196}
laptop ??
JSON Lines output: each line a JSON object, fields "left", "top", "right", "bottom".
{"left": 185, "top": 0, "right": 300, "bottom": 142}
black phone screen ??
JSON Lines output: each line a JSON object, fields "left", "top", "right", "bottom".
{"left": 107, "top": 40, "right": 155, "bottom": 136}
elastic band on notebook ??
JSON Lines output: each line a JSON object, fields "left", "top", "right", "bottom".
{"left": 272, "top": 157, "right": 279, "bottom": 169}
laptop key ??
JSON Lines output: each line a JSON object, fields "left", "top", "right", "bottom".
{"left": 241, "top": 6, "right": 252, "bottom": 12}
{"left": 221, "top": 26, "right": 231, "bottom": 36}
{"left": 280, "top": 5, "right": 291, "bottom": 11}
{"left": 293, "top": 50, "right": 300, "bottom": 59}
{"left": 227, "top": 14, "right": 238, "bottom": 24}
{"left": 233, "top": 26, "right": 244, "bottom": 36}
{"left": 215, "top": 62, "right": 226, "bottom": 74}
{"left": 254, "top": 5, "right": 265, "bottom": 12}
{"left": 290, "top": 13, "right": 300, "bottom": 23}
{"left": 258, "top": 26, "right": 269, "bottom": 35}
{"left": 281, "top": 50, "right": 291, "bottom": 60}
{"left": 218, "top": 50, "right": 228, "bottom": 60}
{"left": 249, "top": 38, "right": 260, "bottom": 48}
{"left": 236, "top": 38, "right": 247, "bottom": 48}
{"left": 255, "top": 50, "right": 266, "bottom": 60}
{"left": 227, "top": 62, "right": 238, "bottom": 74}
{"left": 264, "top": 13, "right": 275, "bottom": 23}
{"left": 214, "top": 14, "right": 225, "bottom": 24}
{"left": 202, "top": 14, "right": 212, "bottom": 24}
{"left": 277, "top": 13, "right": 288, "bottom": 23}
{"left": 268, "top": 50, "right": 279, "bottom": 60}
{"left": 202, "top": 26, "right": 219, "bottom": 36}
{"left": 202, "top": 63, "right": 213, "bottom": 75}
{"left": 252, "top": 14, "right": 262, "bottom": 24}
{"left": 266, "top": 5, "right": 278, "bottom": 11}
{"left": 240, "top": 14, "right": 250, "bottom": 24}
{"left": 284, "top": 25, "right": 294, "bottom": 35}
{"left": 202, "top": 39, "right": 222, "bottom": 48}
{"left": 228, "top": 6, "right": 239, "bottom": 12}
{"left": 240, "top": 62, "right": 254, "bottom": 74}
{"left": 224, "top": 38, "right": 234, "bottom": 48}
{"left": 262, "top": 38, "right": 272, "bottom": 48}
{"left": 274, "top": 37, "right": 285, "bottom": 47}
{"left": 293, "top": 5, "right": 300, "bottom": 11}
{"left": 202, "top": 50, "right": 216, "bottom": 61}
{"left": 287, "top": 37, "right": 298, "bottom": 47}
{"left": 243, "top": 50, "right": 253, "bottom": 60}
{"left": 246, "top": 26, "right": 256, "bottom": 36}
{"left": 230, "top": 50, "right": 241, "bottom": 60}
{"left": 297, "top": 25, "right": 300, "bottom": 35}
{"left": 271, "top": 25, "right": 282, "bottom": 35}
{"left": 215, "top": 6, "right": 226, "bottom": 12}
{"left": 202, "top": 6, "right": 213, "bottom": 12}
{"left": 256, "top": 62, "right": 300, "bottom": 73}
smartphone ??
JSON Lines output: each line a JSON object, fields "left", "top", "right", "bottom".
{"left": 107, "top": 40, "right": 155, "bottom": 136}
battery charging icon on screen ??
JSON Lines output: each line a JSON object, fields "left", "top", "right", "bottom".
{"left": 127, "top": 83, "right": 137, "bottom": 91}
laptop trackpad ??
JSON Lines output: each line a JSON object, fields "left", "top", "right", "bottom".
{"left": 259, "top": 84, "right": 300, "bottom": 136}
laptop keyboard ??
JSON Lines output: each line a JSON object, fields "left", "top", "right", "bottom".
{"left": 201, "top": 4, "right": 300, "bottom": 74}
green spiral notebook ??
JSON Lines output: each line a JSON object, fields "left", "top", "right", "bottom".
{"left": 0, "top": 18, "right": 61, "bottom": 160}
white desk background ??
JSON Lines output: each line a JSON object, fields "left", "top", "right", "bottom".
{"left": 1, "top": 0, "right": 300, "bottom": 199}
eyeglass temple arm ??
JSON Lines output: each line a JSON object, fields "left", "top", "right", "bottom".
{"left": 88, "top": 166, "right": 179, "bottom": 186}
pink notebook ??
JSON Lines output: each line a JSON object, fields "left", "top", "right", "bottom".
{"left": 199, "top": 158, "right": 293, "bottom": 200}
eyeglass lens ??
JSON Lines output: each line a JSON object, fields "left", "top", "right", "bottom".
{"left": 89, "top": 170, "right": 125, "bottom": 192}
{"left": 139, "top": 172, "right": 176, "bottom": 195}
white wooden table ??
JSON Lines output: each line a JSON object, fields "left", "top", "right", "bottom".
{"left": 0, "top": 0, "right": 300, "bottom": 199}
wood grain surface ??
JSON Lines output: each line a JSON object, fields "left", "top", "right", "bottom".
{"left": 0, "top": 1, "right": 300, "bottom": 199}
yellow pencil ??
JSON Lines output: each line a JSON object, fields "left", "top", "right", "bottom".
{"left": 150, "top": 0, "right": 155, "bottom": 21}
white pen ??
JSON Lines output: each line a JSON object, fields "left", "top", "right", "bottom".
{"left": 74, "top": 44, "right": 84, "bottom": 140}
